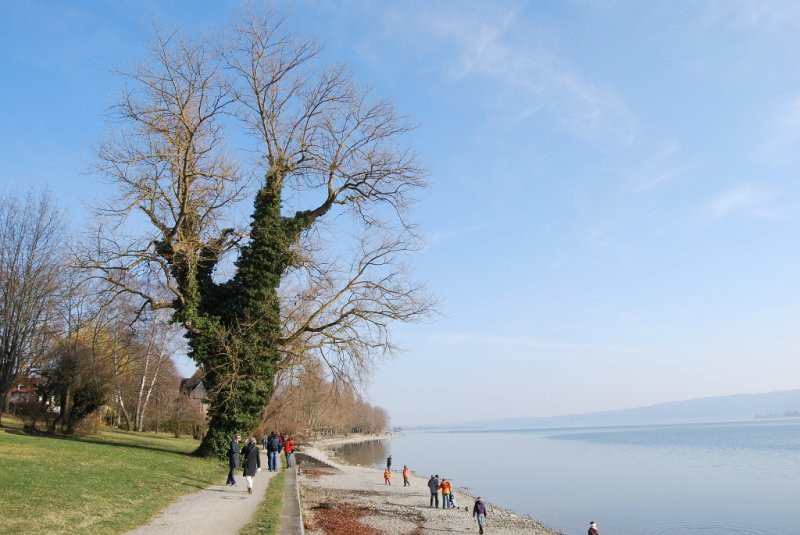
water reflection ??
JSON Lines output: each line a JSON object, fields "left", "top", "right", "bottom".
{"left": 331, "top": 439, "right": 389, "bottom": 467}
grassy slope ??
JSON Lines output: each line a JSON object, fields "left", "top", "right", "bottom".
{"left": 0, "top": 422, "right": 224, "bottom": 535}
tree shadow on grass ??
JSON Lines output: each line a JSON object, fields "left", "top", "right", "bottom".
{"left": 8, "top": 427, "right": 210, "bottom": 457}
{"left": 175, "top": 473, "right": 222, "bottom": 489}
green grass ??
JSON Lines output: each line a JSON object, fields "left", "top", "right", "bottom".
{"left": 244, "top": 468, "right": 287, "bottom": 534}
{"left": 0, "top": 424, "right": 225, "bottom": 535}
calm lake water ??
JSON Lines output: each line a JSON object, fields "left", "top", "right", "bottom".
{"left": 331, "top": 420, "right": 800, "bottom": 535}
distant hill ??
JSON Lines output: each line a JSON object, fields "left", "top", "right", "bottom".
{"left": 463, "top": 389, "right": 800, "bottom": 429}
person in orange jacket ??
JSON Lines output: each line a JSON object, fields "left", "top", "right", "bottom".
{"left": 384, "top": 468, "right": 392, "bottom": 485}
{"left": 402, "top": 465, "right": 410, "bottom": 486}
{"left": 283, "top": 436, "right": 295, "bottom": 467}
{"left": 438, "top": 478, "right": 452, "bottom": 509}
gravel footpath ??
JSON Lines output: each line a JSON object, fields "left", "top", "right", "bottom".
{"left": 124, "top": 450, "right": 276, "bottom": 535}
{"left": 299, "top": 437, "right": 565, "bottom": 535}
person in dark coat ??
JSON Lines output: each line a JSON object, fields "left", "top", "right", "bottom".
{"left": 266, "top": 431, "right": 282, "bottom": 472}
{"left": 226, "top": 433, "right": 241, "bottom": 485}
{"left": 241, "top": 437, "right": 262, "bottom": 494}
{"left": 427, "top": 474, "right": 440, "bottom": 508}
{"left": 473, "top": 497, "right": 488, "bottom": 534}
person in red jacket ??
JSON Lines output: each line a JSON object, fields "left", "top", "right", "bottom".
{"left": 283, "top": 436, "right": 295, "bottom": 467}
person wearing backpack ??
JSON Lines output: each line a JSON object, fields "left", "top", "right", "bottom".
{"left": 266, "top": 431, "right": 282, "bottom": 472}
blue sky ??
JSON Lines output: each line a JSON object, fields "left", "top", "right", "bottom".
{"left": 1, "top": 1, "right": 798, "bottom": 426}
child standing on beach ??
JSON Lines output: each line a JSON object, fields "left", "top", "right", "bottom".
{"left": 384, "top": 468, "right": 392, "bottom": 485}
{"left": 438, "top": 478, "right": 452, "bottom": 508}
{"left": 473, "top": 497, "right": 488, "bottom": 534}
{"left": 402, "top": 465, "right": 410, "bottom": 486}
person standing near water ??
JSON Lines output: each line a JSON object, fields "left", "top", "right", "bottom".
{"left": 241, "top": 437, "right": 262, "bottom": 495}
{"left": 384, "top": 467, "right": 392, "bottom": 485}
{"left": 386, "top": 455, "right": 392, "bottom": 470}
{"left": 588, "top": 521, "right": 599, "bottom": 535}
{"left": 427, "top": 475, "right": 440, "bottom": 508}
{"left": 402, "top": 465, "right": 410, "bottom": 486}
{"left": 473, "top": 497, "right": 488, "bottom": 534}
{"left": 226, "top": 433, "right": 241, "bottom": 485}
{"left": 284, "top": 436, "right": 295, "bottom": 467}
{"left": 438, "top": 478, "right": 452, "bottom": 509}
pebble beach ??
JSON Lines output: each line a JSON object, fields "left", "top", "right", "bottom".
{"left": 298, "top": 435, "right": 566, "bottom": 535}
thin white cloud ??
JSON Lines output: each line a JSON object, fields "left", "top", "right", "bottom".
{"left": 429, "top": 330, "right": 640, "bottom": 360}
{"left": 426, "top": 222, "right": 490, "bottom": 248}
{"left": 630, "top": 142, "right": 692, "bottom": 192}
{"left": 702, "top": 182, "right": 780, "bottom": 220}
{"left": 760, "top": 95, "right": 800, "bottom": 164}
{"left": 431, "top": 331, "right": 596, "bottom": 351}
{"left": 707, "top": 0, "right": 800, "bottom": 31}
{"left": 585, "top": 225, "right": 611, "bottom": 249}
{"left": 387, "top": 3, "right": 638, "bottom": 145}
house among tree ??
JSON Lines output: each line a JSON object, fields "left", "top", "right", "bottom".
{"left": 8, "top": 376, "right": 36, "bottom": 406}
{"left": 179, "top": 370, "right": 207, "bottom": 407}
{"left": 179, "top": 370, "right": 208, "bottom": 419}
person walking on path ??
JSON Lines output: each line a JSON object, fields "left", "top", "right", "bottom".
{"left": 402, "top": 465, "right": 410, "bottom": 486}
{"left": 261, "top": 433, "right": 268, "bottom": 451}
{"left": 226, "top": 433, "right": 241, "bottom": 486}
{"left": 284, "top": 436, "right": 296, "bottom": 467}
{"left": 241, "top": 437, "right": 262, "bottom": 495}
{"left": 427, "top": 475, "right": 440, "bottom": 508}
{"left": 473, "top": 496, "right": 488, "bottom": 534}
{"left": 438, "top": 478, "right": 452, "bottom": 509}
{"left": 266, "top": 431, "right": 282, "bottom": 472}
{"left": 588, "top": 521, "right": 600, "bottom": 535}
{"left": 386, "top": 455, "right": 392, "bottom": 470}
{"left": 384, "top": 468, "right": 392, "bottom": 485}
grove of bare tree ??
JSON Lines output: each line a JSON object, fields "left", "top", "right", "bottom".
{"left": 0, "top": 190, "right": 64, "bottom": 427}
{"left": 262, "top": 359, "right": 389, "bottom": 436}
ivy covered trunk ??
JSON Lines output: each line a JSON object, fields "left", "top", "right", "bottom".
{"left": 189, "top": 179, "right": 304, "bottom": 458}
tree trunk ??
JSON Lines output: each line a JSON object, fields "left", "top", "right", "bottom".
{"left": 195, "top": 186, "right": 293, "bottom": 457}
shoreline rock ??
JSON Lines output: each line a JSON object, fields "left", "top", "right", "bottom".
{"left": 298, "top": 434, "right": 565, "bottom": 535}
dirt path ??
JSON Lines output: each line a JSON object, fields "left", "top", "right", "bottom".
{"left": 124, "top": 450, "right": 278, "bottom": 535}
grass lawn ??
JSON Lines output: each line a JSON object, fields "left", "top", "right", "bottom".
{"left": 0, "top": 418, "right": 224, "bottom": 535}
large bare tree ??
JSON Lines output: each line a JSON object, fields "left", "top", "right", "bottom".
{"left": 83, "top": 10, "right": 433, "bottom": 457}
{"left": 0, "top": 190, "right": 64, "bottom": 426}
